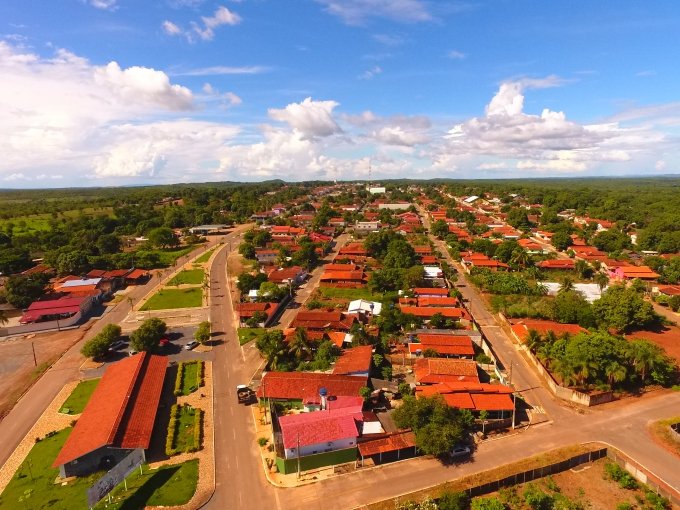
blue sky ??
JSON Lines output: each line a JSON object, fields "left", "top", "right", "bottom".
{"left": 1, "top": 0, "right": 680, "bottom": 187}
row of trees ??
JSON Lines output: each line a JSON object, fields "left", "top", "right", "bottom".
{"left": 255, "top": 329, "right": 340, "bottom": 372}
{"left": 525, "top": 330, "right": 676, "bottom": 390}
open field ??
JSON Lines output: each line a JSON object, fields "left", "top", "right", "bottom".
{"left": 0, "top": 207, "right": 115, "bottom": 234}
{"left": 140, "top": 288, "right": 203, "bottom": 311}
{"left": 59, "top": 379, "right": 99, "bottom": 415}
{"left": 168, "top": 269, "right": 205, "bottom": 286}
{"left": 0, "top": 426, "right": 198, "bottom": 509}
{"left": 628, "top": 325, "right": 680, "bottom": 365}
{"left": 151, "top": 245, "right": 202, "bottom": 266}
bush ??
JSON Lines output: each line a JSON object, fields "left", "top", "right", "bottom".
{"left": 191, "top": 409, "right": 203, "bottom": 453}
{"left": 604, "top": 462, "right": 638, "bottom": 490}
{"left": 257, "top": 437, "right": 269, "bottom": 447}
{"left": 616, "top": 503, "right": 633, "bottom": 510}
{"left": 438, "top": 491, "right": 470, "bottom": 510}
{"left": 165, "top": 404, "right": 180, "bottom": 456}
{"left": 197, "top": 360, "right": 205, "bottom": 387}
{"left": 174, "top": 362, "right": 185, "bottom": 397}
{"left": 645, "top": 490, "right": 670, "bottom": 510}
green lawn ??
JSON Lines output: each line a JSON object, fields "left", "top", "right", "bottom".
{"left": 152, "top": 245, "right": 201, "bottom": 266}
{"left": 176, "top": 405, "right": 198, "bottom": 452}
{"left": 60, "top": 379, "right": 100, "bottom": 415}
{"left": 237, "top": 327, "right": 267, "bottom": 345}
{"left": 180, "top": 361, "right": 201, "bottom": 395}
{"left": 319, "top": 287, "right": 396, "bottom": 302}
{"left": 140, "top": 288, "right": 203, "bottom": 310}
{"left": 0, "top": 207, "right": 114, "bottom": 235}
{"left": 0, "top": 428, "right": 198, "bottom": 510}
{"left": 194, "top": 248, "right": 215, "bottom": 264}
{"left": 167, "top": 268, "right": 204, "bottom": 286}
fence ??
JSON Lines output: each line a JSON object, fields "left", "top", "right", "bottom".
{"left": 464, "top": 448, "right": 608, "bottom": 499}
{"left": 606, "top": 447, "right": 680, "bottom": 507}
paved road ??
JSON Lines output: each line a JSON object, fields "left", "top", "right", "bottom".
{"left": 0, "top": 233, "right": 242, "bottom": 468}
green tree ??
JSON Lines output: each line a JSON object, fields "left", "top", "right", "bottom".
{"left": 594, "top": 272, "right": 609, "bottom": 292}
{"left": 5, "top": 274, "right": 49, "bottom": 309}
{"left": 431, "top": 220, "right": 449, "bottom": 239}
{"left": 288, "top": 328, "right": 312, "bottom": 361}
{"left": 130, "top": 318, "right": 167, "bottom": 352}
{"left": 0, "top": 247, "right": 32, "bottom": 275}
{"left": 148, "top": 227, "right": 178, "bottom": 249}
{"left": 438, "top": 492, "right": 469, "bottom": 510}
{"left": 237, "top": 272, "right": 268, "bottom": 294}
{"left": 56, "top": 250, "right": 90, "bottom": 275}
{"left": 593, "top": 285, "right": 659, "bottom": 333}
{"left": 238, "top": 242, "right": 256, "bottom": 259}
{"left": 96, "top": 233, "right": 121, "bottom": 255}
{"left": 256, "top": 330, "right": 289, "bottom": 370}
{"left": 310, "top": 339, "right": 340, "bottom": 370}
{"left": 81, "top": 324, "right": 122, "bottom": 359}
{"left": 471, "top": 497, "right": 505, "bottom": 510}
{"left": 551, "top": 231, "right": 573, "bottom": 251}
{"left": 194, "top": 321, "right": 211, "bottom": 344}
{"left": 393, "top": 395, "right": 471, "bottom": 457}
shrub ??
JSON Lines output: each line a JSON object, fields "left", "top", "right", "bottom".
{"left": 257, "top": 437, "right": 269, "bottom": 447}
{"left": 604, "top": 462, "right": 638, "bottom": 490}
{"left": 191, "top": 409, "right": 203, "bottom": 453}
{"left": 438, "top": 491, "right": 470, "bottom": 510}
{"left": 174, "top": 362, "right": 185, "bottom": 396}
{"left": 616, "top": 503, "right": 633, "bottom": 510}
{"left": 197, "top": 360, "right": 205, "bottom": 387}
{"left": 165, "top": 404, "right": 180, "bottom": 456}
{"left": 645, "top": 490, "right": 671, "bottom": 510}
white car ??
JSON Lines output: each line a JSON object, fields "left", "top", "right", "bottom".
{"left": 184, "top": 341, "right": 199, "bottom": 350}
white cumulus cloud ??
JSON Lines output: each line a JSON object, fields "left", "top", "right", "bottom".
{"left": 268, "top": 97, "right": 342, "bottom": 139}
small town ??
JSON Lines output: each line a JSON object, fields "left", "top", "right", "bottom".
{"left": 0, "top": 180, "right": 677, "bottom": 510}
{"left": 2, "top": 2, "right": 680, "bottom": 509}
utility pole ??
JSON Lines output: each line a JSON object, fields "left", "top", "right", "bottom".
{"left": 30, "top": 341, "right": 37, "bottom": 367}
{"left": 511, "top": 392, "right": 517, "bottom": 430}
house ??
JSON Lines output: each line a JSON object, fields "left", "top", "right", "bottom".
{"left": 518, "top": 239, "right": 545, "bottom": 254}
{"left": 278, "top": 405, "right": 362, "bottom": 460}
{"left": 609, "top": 265, "right": 660, "bottom": 281}
{"left": 416, "top": 296, "right": 460, "bottom": 307}
{"left": 332, "top": 345, "right": 373, "bottom": 377}
{"left": 358, "top": 431, "right": 417, "bottom": 466}
{"left": 354, "top": 221, "right": 380, "bottom": 233}
{"left": 52, "top": 353, "right": 166, "bottom": 477}
{"left": 236, "top": 302, "right": 279, "bottom": 327}
{"left": 368, "top": 186, "right": 386, "bottom": 194}
{"left": 538, "top": 259, "right": 576, "bottom": 270}
{"left": 414, "top": 358, "right": 480, "bottom": 384}
{"left": 412, "top": 288, "right": 449, "bottom": 298}
{"left": 320, "top": 270, "right": 368, "bottom": 287}
{"left": 257, "top": 371, "right": 366, "bottom": 406}
{"left": 188, "top": 224, "right": 228, "bottom": 235}
{"left": 416, "top": 382, "right": 514, "bottom": 417}
{"left": 463, "top": 195, "right": 480, "bottom": 204}
{"left": 267, "top": 266, "right": 308, "bottom": 285}
{"left": 408, "top": 333, "right": 475, "bottom": 358}
{"left": 283, "top": 329, "right": 352, "bottom": 349}
{"left": 290, "top": 310, "right": 357, "bottom": 331}
{"left": 54, "top": 277, "right": 105, "bottom": 298}
{"left": 461, "top": 252, "right": 510, "bottom": 272}
{"left": 125, "top": 269, "right": 150, "bottom": 285}
{"left": 655, "top": 285, "right": 680, "bottom": 297}
{"left": 255, "top": 249, "right": 279, "bottom": 265}
{"left": 378, "top": 202, "right": 411, "bottom": 210}
{"left": 399, "top": 306, "right": 470, "bottom": 322}
{"left": 19, "top": 296, "right": 96, "bottom": 325}
{"left": 347, "top": 299, "right": 382, "bottom": 317}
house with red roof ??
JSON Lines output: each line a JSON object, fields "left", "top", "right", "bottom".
{"left": 414, "top": 358, "right": 480, "bottom": 384}
{"left": 412, "top": 287, "right": 449, "bottom": 297}
{"left": 290, "top": 310, "right": 357, "bottom": 331}
{"left": 236, "top": 302, "right": 280, "bottom": 327}
{"left": 53, "top": 353, "right": 166, "bottom": 477}
{"left": 408, "top": 333, "right": 475, "bottom": 358}
{"left": 257, "top": 371, "right": 366, "bottom": 410}
{"left": 320, "top": 269, "right": 368, "bottom": 287}
{"left": 332, "top": 345, "right": 373, "bottom": 377}
{"left": 267, "top": 266, "right": 308, "bottom": 285}
{"left": 609, "top": 265, "right": 660, "bottom": 281}
{"left": 538, "top": 259, "right": 576, "bottom": 270}
{"left": 399, "top": 305, "right": 471, "bottom": 323}
{"left": 415, "top": 381, "right": 514, "bottom": 417}
{"left": 19, "top": 296, "right": 96, "bottom": 325}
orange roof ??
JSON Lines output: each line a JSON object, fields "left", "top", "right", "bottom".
{"left": 442, "top": 392, "right": 475, "bottom": 409}
{"left": 53, "top": 353, "right": 166, "bottom": 467}
{"left": 471, "top": 393, "right": 514, "bottom": 411}
{"left": 538, "top": 259, "right": 575, "bottom": 269}
{"left": 414, "top": 358, "right": 479, "bottom": 384}
{"left": 320, "top": 270, "right": 367, "bottom": 282}
{"left": 332, "top": 345, "right": 373, "bottom": 375}
{"left": 417, "top": 297, "right": 460, "bottom": 307}
{"left": 619, "top": 266, "right": 660, "bottom": 279}
{"left": 324, "top": 263, "right": 359, "bottom": 271}
{"left": 358, "top": 431, "right": 416, "bottom": 457}
{"left": 409, "top": 343, "right": 475, "bottom": 356}
{"left": 400, "top": 306, "right": 469, "bottom": 320}
{"left": 413, "top": 287, "right": 449, "bottom": 296}
{"left": 256, "top": 371, "right": 366, "bottom": 401}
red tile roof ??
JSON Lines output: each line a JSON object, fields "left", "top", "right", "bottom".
{"left": 413, "top": 288, "right": 449, "bottom": 296}
{"left": 358, "top": 431, "right": 416, "bottom": 457}
{"left": 471, "top": 393, "right": 514, "bottom": 411}
{"left": 414, "top": 358, "right": 479, "bottom": 384}
{"left": 324, "top": 263, "right": 359, "bottom": 272}
{"left": 320, "top": 270, "right": 367, "bottom": 282}
{"left": 400, "top": 306, "right": 469, "bottom": 320}
{"left": 126, "top": 268, "right": 149, "bottom": 280}
{"left": 442, "top": 392, "right": 475, "bottom": 409}
{"left": 257, "top": 371, "right": 366, "bottom": 401}
{"left": 538, "top": 259, "right": 576, "bottom": 269}
{"left": 417, "top": 297, "right": 460, "bottom": 307}
{"left": 53, "top": 353, "right": 166, "bottom": 467}
{"left": 332, "top": 346, "right": 373, "bottom": 376}
{"left": 279, "top": 409, "right": 360, "bottom": 449}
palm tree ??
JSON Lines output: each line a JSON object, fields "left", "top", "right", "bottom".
{"left": 627, "top": 340, "right": 663, "bottom": 383}
{"left": 594, "top": 272, "right": 609, "bottom": 293}
{"left": 559, "top": 276, "right": 575, "bottom": 294}
{"left": 525, "top": 329, "right": 543, "bottom": 352}
{"left": 288, "top": 328, "right": 312, "bottom": 362}
{"left": 511, "top": 248, "right": 531, "bottom": 269}
{"left": 0, "top": 310, "right": 9, "bottom": 326}
{"left": 574, "top": 259, "right": 592, "bottom": 279}
{"left": 605, "top": 361, "right": 627, "bottom": 388}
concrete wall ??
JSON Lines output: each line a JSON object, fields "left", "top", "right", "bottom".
{"left": 1, "top": 311, "right": 82, "bottom": 337}
{"left": 59, "top": 446, "right": 135, "bottom": 478}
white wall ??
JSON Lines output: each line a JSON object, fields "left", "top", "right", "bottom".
{"left": 284, "top": 436, "right": 356, "bottom": 459}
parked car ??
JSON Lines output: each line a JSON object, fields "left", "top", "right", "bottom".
{"left": 236, "top": 384, "right": 253, "bottom": 404}
{"left": 184, "top": 341, "right": 199, "bottom": 350}
{"left": 158, "top": 337, "right": 170, "bottom": 349}
{"left": 128, "top": 349, "right": 138, "bottom": 356}
{"left": 108, "top": 340, "right": 127, "bottom": 351}
{"left": 450, "top": 445, "right": 471, "bottom": 459}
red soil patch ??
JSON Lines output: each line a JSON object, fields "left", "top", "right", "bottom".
{"left": 627, "top": 325, "right": 680, "bottom": 365}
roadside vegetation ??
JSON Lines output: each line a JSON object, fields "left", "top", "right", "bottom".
{"left": 59, "top": 379, "right": 100, "bottom": 414}
{"left": 140, "top": 288, "right": 203, "bottom": 310}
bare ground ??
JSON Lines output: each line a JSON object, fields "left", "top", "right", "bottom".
{"left": 0, "top": 326, "right": 89, "bottom": 420}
